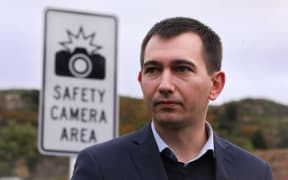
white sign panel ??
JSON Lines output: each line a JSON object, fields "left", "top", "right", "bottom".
{"left": 39, "top": 8, "right": 118, "bottom": 156}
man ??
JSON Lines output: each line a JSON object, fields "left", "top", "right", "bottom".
{"left": 72, "top": 17, "right": 273, "bottom": 180}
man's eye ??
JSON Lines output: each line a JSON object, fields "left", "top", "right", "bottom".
{"left": 144, "top": 67, "right": 159, "bottom": 74}
{"left": 175, "top": 66, "right": 192, "bottom": 72}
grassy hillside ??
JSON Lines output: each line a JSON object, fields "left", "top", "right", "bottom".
{"left": 208, "top": 99, "right": 288, "bottom": 150}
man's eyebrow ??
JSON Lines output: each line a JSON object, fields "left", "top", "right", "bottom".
{"left": 143, "top": 60, "right": 160, "bottom": 67}
{"left": 172, "top": 59, "right": 197, "bottom": 68}
{"left": 143, "top": 59, "right": 197, "bottom": 69}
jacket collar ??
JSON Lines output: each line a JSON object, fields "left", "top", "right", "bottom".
{"left": 130, "top": 123, "right": 168, "bottom": 180}
{"left": 214, "top": 134, "right": 233, "bottom": 180}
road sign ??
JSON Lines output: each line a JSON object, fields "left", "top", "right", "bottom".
{"left": 39, "top": 8, "right": 118, "bottom": 156}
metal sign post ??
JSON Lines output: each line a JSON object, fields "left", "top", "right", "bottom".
{"left": 39, "top": 8, "right": 118, "bottom": 158}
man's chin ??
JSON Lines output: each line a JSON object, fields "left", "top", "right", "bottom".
{"left": 153, "top": 113, "right": 186, "bottom": 129}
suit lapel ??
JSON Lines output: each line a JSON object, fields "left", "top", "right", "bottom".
{"left": 130, "top": 124, "right": 168, "bottom": 180}
{"left": 214, "top": 134, "right": 233, "bottom": 180}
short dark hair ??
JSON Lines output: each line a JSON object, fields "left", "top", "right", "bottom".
{"left": 140, "top": 17, "right": 222, "bottom": 74}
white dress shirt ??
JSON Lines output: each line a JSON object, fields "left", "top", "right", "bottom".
{"left": 151, "top": 121, "right": 214, "bottom": 165}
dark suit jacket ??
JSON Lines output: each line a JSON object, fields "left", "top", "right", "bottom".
{"left": 71, "top": 124, "right": 273, "bottom": 180}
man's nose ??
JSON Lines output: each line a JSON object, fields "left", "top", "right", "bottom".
{"left": 158, "top": 70, "right": 175, "bottom": 96}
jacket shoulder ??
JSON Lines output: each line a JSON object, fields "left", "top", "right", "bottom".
{"left": 72, "top": 127, "right": 148, "bottom": 180}
{"left": 218, "top": 136, "right": 265, "bottom": 163}
{"left": 215, "top": 135, "right": 273, "bottom": 179}
{"left": 84, "top": 129, "right": 140, "bottom": 155}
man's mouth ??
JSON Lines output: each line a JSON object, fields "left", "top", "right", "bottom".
{"left": 153, "top": 100, "right": 182, "bottom": 107}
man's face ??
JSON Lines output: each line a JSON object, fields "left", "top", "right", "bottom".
{"left": 139, "top": 32, "right": 224, "bottom": 129}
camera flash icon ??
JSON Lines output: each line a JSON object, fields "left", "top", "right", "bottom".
{"left": 55, "top": 27, "right": 106, "bottom": 80}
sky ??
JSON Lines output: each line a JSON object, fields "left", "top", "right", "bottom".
{"left": 0, "top": 0, "right": 288, "bottom": 105}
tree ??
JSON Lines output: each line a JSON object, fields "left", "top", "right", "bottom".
{"left": 251, "top": 129, "right": 267, "bottom": 149}
{"left": 0, "top": 120, "right": 37, "bottom": 177}
{"left": 217, "top": 101, "right": 238, "bottom": 133}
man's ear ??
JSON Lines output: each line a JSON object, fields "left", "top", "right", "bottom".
{"left": 138, "top": 71, "right": 142, "bottom": 82}
{"left": 209, "top": 71, "right": 225, "bottom": 101}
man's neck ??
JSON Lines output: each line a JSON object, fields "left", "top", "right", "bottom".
{"left": 154, "top": 121, "right": 207, "bottom": 163}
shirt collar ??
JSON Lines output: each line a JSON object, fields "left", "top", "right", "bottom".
{"left": 151, "top": 121, "right": 214, "bottom": 163}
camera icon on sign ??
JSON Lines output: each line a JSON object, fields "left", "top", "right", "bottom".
{"left": 55, "top": 27, "right": 105, "bottom": 80}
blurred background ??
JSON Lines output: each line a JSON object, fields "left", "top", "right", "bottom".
{"left": 0, "top": 0, "right": 287, "bottom": 179}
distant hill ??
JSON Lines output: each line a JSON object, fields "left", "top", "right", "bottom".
{"left": 208, "top": 98, "right": 288, "bottom": 150}
{"left": 0, "top": 89, "right": 288, "bottom": 179}
{"left": 0, "top": 89, "right": 39, "bottom": 124}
